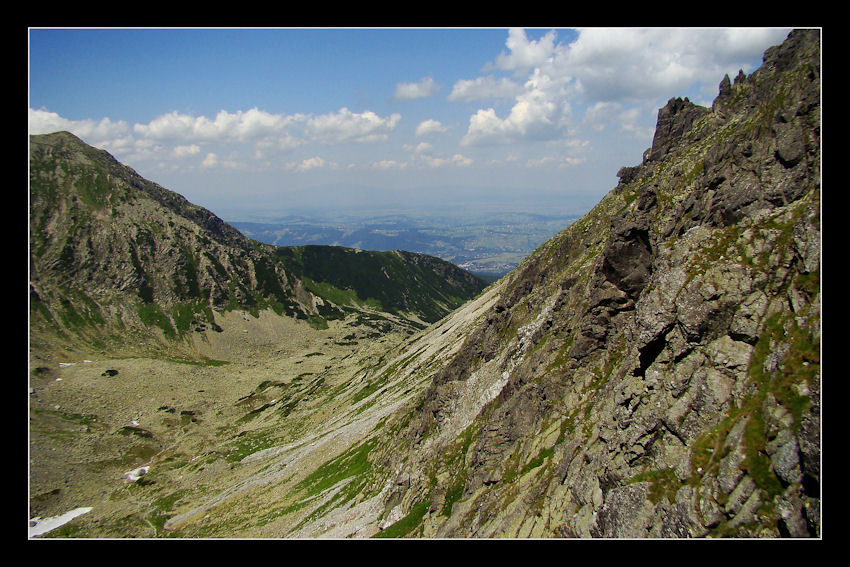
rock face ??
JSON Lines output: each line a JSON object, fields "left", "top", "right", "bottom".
{"left": 365, "top": 29, "right": 820, "bottom": 538}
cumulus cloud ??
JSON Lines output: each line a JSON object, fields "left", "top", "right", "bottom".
{"left": 196, "top": 152, "right": 242, "bottom": 170}
{"left": 304, "top": 108, "right": 401, "bottom": 144}
{"left": 525, "top": 155, "right": 585, "bottom": 168}
{"left": 133, "top": 107, "right": 294, "bottom": 142}
{"left": 461, "top": 70, "right": 571, "bottom": 146}
{"left": 495, "top": 29, "right": 558, "bottom": 73}
{"left": 173, "top": 144, "right": 201, "bottom": 158}
{"left": 131, "top": 106, "right": 402, "bottom": 149}
{"left": 415, "top": 119, "right": 448, "bottom": 137}
{"left": 30, "top": 104, "right": 406, "bottom": 176}
{"left": 555, "top": 27, "right": 791, "bottom": 103}
{"left": 404, "top": 141, "right": 433, "bottom": 154}
{"left": 394, "top": 76, "right": 440, "bottom": 100}
{"left": 447, "top": 76, "right": 524, "bottom": 102}
{"left": 422, "top": 153, "right": 473, "bottom": 168}
{"left": 286, "top": 156, "right": 338, "bottom": 173}
{"left": 370, "top": 159, "right": 407, "bottom": 170}
{"left": 201, "top": 153, "right": 219, "bottom": 168}
{"left": 460, "top": 27, "right": 790, "bottom": 147}
{"left": 29, "top": 107, "right": 131, "bottom": 140}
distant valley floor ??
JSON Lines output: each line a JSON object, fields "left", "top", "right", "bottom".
{"left": 229, "top": 210, "right": 580, "bottom": 281}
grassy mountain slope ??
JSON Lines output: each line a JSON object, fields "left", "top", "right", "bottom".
{"left": 28, "top": 132, "right": 487, "bottom": 535}
{"left": 28, "top": 132, "right": 486, "bottom": 362}
{"left": 274, "top": 245, "right": 488, "bottom": 328}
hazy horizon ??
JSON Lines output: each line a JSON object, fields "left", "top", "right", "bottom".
{"left": 28, "top": 27, "right": 793, "bottom": 221}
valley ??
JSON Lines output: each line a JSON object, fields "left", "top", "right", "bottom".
{"left": 30, "top": 30, "right": 821, "bottom": 539}
{"left": 230, "top": 210, "right": 580, "bottom": 282}
{"left": 30, "top": 289, "right": 501, "bottom": 537}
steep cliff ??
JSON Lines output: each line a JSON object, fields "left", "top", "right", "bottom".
{"left": 361, "top": 28, "right": 820, "bottom": 538}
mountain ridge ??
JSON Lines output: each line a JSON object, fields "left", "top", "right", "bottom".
{"left": 29, "top": 134, "right": 487, "bottom": 361}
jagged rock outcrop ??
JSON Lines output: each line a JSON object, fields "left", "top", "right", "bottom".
{"left": 365, "top": 29, "right": 820, "bottom": 539}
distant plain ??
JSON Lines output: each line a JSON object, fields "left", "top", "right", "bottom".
{"left": 230, "top": 209, "right": 580, "bottom": 281}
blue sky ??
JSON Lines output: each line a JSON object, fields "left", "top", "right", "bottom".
{"left": 29, "top": 27, "right": 793, "bottom": 220}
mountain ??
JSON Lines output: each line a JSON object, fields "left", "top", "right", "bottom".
{"left": 274, "top": 245, "right": 488, "bottom": 328}
{"left": 356, "top": 28, "right": 821, "bottom": 538}
{"left": 29, "top": 29, "right": 820, "bottom": 539}
{"left": 28, "top": 134, "right": 487, "bottom": 362}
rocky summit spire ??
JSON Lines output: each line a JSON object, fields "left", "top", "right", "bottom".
{"left": 646, "top": 97, "right": 710, "bottom": 163}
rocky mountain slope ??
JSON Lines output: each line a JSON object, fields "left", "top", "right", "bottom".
{"left": 29, "top": 29, "right": 820, "bottom": 539}
{"left": 29, "top": 134, "right": 486, "bottom": 363}
{"left": 356, "top": 28, "right": 821, "bottom": 539}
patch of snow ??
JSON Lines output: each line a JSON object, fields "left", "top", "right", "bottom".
{"left": 124, "top": 466, "right": 150, "bottom": 482}
{"left": 28, "top": 507, "right": 92, "bottom": 538}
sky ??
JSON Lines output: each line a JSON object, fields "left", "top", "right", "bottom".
{"left": 28, "top": 27, "right": 794, "bottom": 221}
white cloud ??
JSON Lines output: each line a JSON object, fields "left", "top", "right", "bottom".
{"left": 448, "top": 76, "right": 524, "bottom": 102}
{"left": 415, "top": 119, "right": 448, "bottom": 137}
{"left": 286, "top": 156, "right": 338, "bottom": 173}
{"left": 422, "top": 153, "right": 473, "bottom": 168}
{"left": 404, "top": 142, "right": 433, "bottom": 154}
{"left": 495, "top": 28, "right": 558, "bottom": 73}
{"left": 28, "top": 107, "right": 135, "bottom": 157}
{"left": 525, "top": 155, "right": 585, "bottom": 168}
{"left": 583, "top": 101, "right": 622, "bottom": 131}
{"left": 555, "top": 27, "right": 792, "bottom": 102}
{"left": 253, "top": 134, "right": 302, "bottom": 160}
{"left": 173, "top": 144, "right": 201, "bottom": 158}
{"left": 394, "top": 76, "right": 440, "bottom": 100}
{"left": 583, "top": 102, "right": 652, "bottom": 139}
{"left": 201, "top": 153, "right": 218, "bottom": 168}
{"left": 460, "top": 27, "right": 790, "bottom": 147}
{"left": 133, "top": 107, "right": 294, "bottom": 142}
{"left": 370, "top": 159, "right": 407, "bottom": 170}
{"left": 460, "top": 70, "right": 571, "bottom": 146}
{"left": 304, "top": 108, "right": 401, "bottom": 144}
{"left": 29, "top": 107, "right": 131, "bottom": 140}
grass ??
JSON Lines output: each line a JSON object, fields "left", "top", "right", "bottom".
{"left": 628, "top": 468, "right": 682, "bottom": 505}
{"left": 296, "top": 438, "right": 377, "bottom": 498}
{"left": 373, "top": 496, "right": 431, "bottom": 538}
{"left": 137, "top": 302, "right": 176, "bottom": 339}
{"left": 148, "top": 490, "right": 188, "bottom": 536}
{"left": 223, "top": 431, "right": 277, "bottom": 463}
